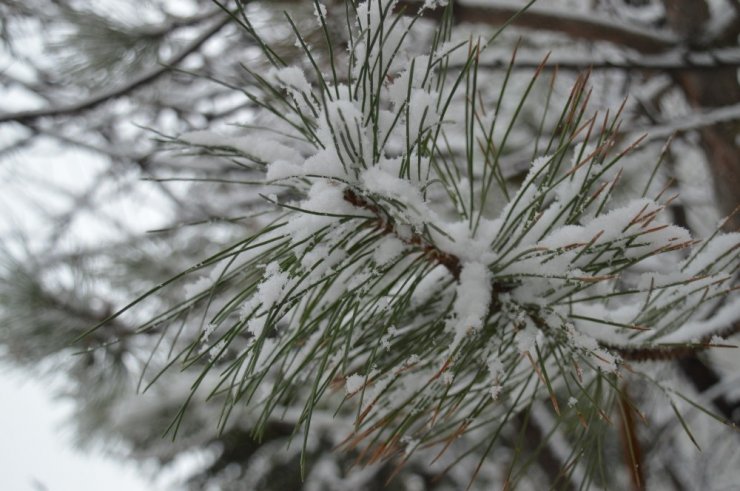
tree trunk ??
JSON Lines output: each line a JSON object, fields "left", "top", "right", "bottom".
{"left": 663, "top": 0, "right": 740, "bottom": 231}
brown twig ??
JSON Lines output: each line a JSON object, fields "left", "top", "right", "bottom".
{"left": 618, "top": 384, "right": 645, "bottom": 491}
{"left": 343, "top": 187, "right": 738, "bottom": 363}
{"left": 343, "top": 188, "right": 463, "bottom": 279}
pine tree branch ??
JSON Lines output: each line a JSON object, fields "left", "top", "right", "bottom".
{"left": 607, "top": 320, "right": 740, "bottom": 362}
{"left": 343, "top": 188, "right": 464, "bottom": 279}
{"left": 0, "top": 16, "right": 230, "bottom": 125}
{"left": 344, "top": 188, "right": 739, "bottom": 364}
{"left": 397, "top": 0, "right": 679, "bottom": 54}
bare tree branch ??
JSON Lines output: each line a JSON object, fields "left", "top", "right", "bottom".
{"left": 0, "top": 16, "right": 230, "bottom": 125}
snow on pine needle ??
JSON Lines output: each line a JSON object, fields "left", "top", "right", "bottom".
{"left": 124, "top": 0, "right": 739, "bottom": 481}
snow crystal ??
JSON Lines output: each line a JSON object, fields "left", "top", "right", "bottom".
{"left": 301, "top": 245, "right": 346, "bottom": 275}
{"left": 269, "top": 66, "right": 315, "bottom": 113}
{"left": 516, "top": 325, "right": 543, "bottom": 354}
{"left": 486, "top": 356, "right": 504, "bottom": 378}
{"left": 203, "top": 322, "right": 217, "bottom": 342}
{"left": 266, "top": 160, "right": 304, "bottom": 181}
{"left": 407, "top": 89, "right": 440, "bottom": 141}
{"left": 565, "top": 323, "right": 600, "bottom": 351}
{"left": 710, "top": 335, "right": 726, "bottom": 345}
{"left": 423, "top": 0, "right": 449, "bottom": 9}
{"left": 373, "top": 236, "right": 406, "bottom": 267}
{"left": 184, "top": 276, "right": 212, "bottom": 299}
{"left": 431, "top": 219, "right": 499, "bottom": 264}
{"left": 455, "top": 262, "right": 492, "bottom": 326}
{"left": 446, "top": 262, "right": 493, "bottom": 352}
{"left": 345, "top": 373, "right": 365, "bottom": 395}
{"left": 313, "top": 2, "right": 327, "bottom": 26}
{"left": 255, "top": 262, "right": 290, "bottom": 311}
{"left": 405, "top": 354, "right": 420, "bottom": 366}
{"left": 361, "top": 166, "right": 433, "bottom": 228}
{"left": 591, "top": 348, "right": 619, "bottom": 373}
{"left": 247, "top": 316, "right": 266, "bottom": 338}
{"left": 208, "top": 340, "right": 227, "bottom": 362}
{"left": 381, "top": 332, "right": 393, "bottom": 351}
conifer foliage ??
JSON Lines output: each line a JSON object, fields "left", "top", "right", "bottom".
{"left": 2, "top": 0, "right": 739, "bottom": 489}
{"left": 88, "top": 0, "right": 739, "bottom": 487}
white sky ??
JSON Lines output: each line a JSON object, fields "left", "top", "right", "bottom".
{"left": 0, "top": 369, "right": 153, "bottom": 491}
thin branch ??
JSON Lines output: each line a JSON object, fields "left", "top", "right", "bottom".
{"left": 20, "top": 121, "right": 206, "bottom": 217}
{"left": 608, "top": 320, "right": 740, "bottom": 362}
{"left": 472, "top": 47, "right": 740, "bottom": 72}
{"left": 398, "top": 0, "right": 679, "bottom": 54}
{"left": 630, "top": 102, "right": 740, "bottom": 143}
{"left": 344, "top": 188, "right": 463, "bottom": 278}
{"left": 344, "top": 187, "right": 738, "bottom": 363}
{"left": 0, "top": 16, "right": 231, "bottom": 125}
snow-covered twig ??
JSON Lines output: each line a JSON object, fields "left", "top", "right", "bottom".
{"left": 398, "top": 0, "right": 679, "bottom": 53}
{"left": 632, "top": 102, "right": 740, "bottom": 143}
{"left": 472, "top": 47, "right": 740, "bottom": 72}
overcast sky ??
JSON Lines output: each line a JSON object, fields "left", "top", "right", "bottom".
{"left": 0, "top": 78, "right": 169, "bottom": 491}
{"left": 0, "top": 370, "right": 152, "bottom": 491}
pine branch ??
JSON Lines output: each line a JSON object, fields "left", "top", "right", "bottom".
{"left": 397, "top": 0, "right": 679, "bottom": 53}
{"left": 607, "top": 320, "right": 740, "bottom": 362}
{"left": 12, "top": 1, "right": 734, "bottom": 487}
{"left": 343, "top": 188, "right": 463, "bottom": 279}
{"left": 343, "top": 186, "right": 738, "bottom": 365}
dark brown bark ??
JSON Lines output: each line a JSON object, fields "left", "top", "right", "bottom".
{"left": 662, "top": 0, "right": 740, "bottom": 231}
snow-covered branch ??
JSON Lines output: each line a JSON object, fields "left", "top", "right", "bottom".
{"left": 472, "top": 47, "right": 740, "bottom": 72}
{"left": 398, "top": 0, "right": 679, "bottom": 53}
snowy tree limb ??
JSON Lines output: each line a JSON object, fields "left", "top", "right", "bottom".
{"left": 398, "top": 0, "right": 679, "bottom": 53}
{"left": 631, "top": 102, "right": 740, "bottom": 143}
{"left": 473, "top": 47, "right": 740, "bottom": 73}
